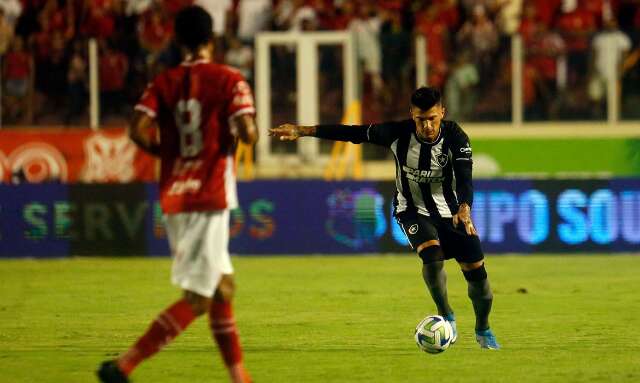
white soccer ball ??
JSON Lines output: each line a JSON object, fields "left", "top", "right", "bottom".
{"left": 414, "top": 315, "right": 454, "bottom": 354}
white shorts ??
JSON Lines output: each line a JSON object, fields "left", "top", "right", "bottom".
{"left": 164, "top": 210, "right": 233, "bottom": 298}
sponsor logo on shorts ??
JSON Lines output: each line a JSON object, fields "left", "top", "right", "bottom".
{"left": 408, "top": 224, "right": 419, "bottom": 235}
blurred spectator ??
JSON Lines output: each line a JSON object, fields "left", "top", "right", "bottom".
{"left": 493, "top": 0, "right": 523, "bottom": 54}
{"left": 620, "top": 40, "right": 640, "bottom": 117}
{"left": 456, "top": 4, "right": 499, "bottom": 83}
{"left": 320, "top": 1, "right": 352, "bottom": 30}
{"left": 519, "top": 2, "right": 539, "bottom": 43}
{"left": 274, "top": 0, "right": 318, "bottom": 31}
{"left": 415, "top": 2, "right": 457, "bottom": 89}
{"left": 236, "top": 0, "right": 272, "bottom": 44}
{"left": 379, "top": 8, "right": 410, "bottom": 116}
{"left": 273, "top": 0, "right": 294, "bottom": 30}
{"left": 65, "top": 38, "right": 87, "bottom": 124}
{"left": 195, "top": 0, "right": 232, "bottom": 37}
{"left": 125, "top": 0, "right": 152, "bottom": 16}
{"left": 163, "top": 0, "right": 192, "bottom": 16}
{"left": 533, "top": 0, "right": 562, "bottom": 27}
{"left": 0, "top": 0, "right": 22, "bottom": 24}
{"left": 2, "top": 34, "right": 31, "bottom": 123}
{"left": 137, "top": 5, "right": 172, "bottom": 71}
{"left": 0, "top": 7, "right": 14, "bottom": 54}
{"left": 555, "top": 0, "right": 598, "bottom": 86}
{"left": 33, "top": 30, "right": 66, "bottom": 121}
{"left": 99, "top": 39, "right": 128, "bottom": 120}
{"left": 526, "top": 21, "right": 566, "bottom": 119}
{"left": 473, "top": 56, "right": 511, "bottom": 120}
{"left": 79, "top": 0, "right": 115, "bottom": 39}
{"left": 350, "top": 3, "right": 383, "bottom": 94}
{"left": 445, "top": 52, "right": 479, "bottom": 121}
{"left": 224, "top": 35, "right": 253, "bottom": 82}
{"left": 290, "top": 0, "right": 318, "bottom": 31}
{"left": 588, "top": 16, "right": 631, "bottom": 117}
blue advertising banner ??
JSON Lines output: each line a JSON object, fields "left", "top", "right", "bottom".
{"left": 1, "top": 179, "right": 639, "bottom": 257}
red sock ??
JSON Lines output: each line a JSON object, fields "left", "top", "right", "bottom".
{"left": 210, "top": 301, "right": 251, "bottom": 383}
{"left": 117, "top": 298, "right": 196, "bottom": 375}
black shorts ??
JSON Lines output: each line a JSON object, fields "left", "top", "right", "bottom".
{"left": 396, "top": 212, "right": 484, "bottom": 264}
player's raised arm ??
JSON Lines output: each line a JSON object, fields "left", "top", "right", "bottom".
{"left": 128, "top": 110, "right": 160, "bottom": 156}
{"left": 232, "top": 113, "right": 259, "bottom": 145}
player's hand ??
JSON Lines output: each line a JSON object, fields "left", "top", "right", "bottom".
{"left": 269, "top": 123, "right": 303, "bottom": 141}
{"left": 453, "top": 203, "right": 477, "bottom": 236}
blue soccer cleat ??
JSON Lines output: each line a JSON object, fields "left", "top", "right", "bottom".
{"left": 443, "top": 313, "right": 457, "bottom": 344}
{"left": 475, "top": 328, "right": 501, "bottom": 349}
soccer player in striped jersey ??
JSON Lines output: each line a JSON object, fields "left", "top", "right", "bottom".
{"left": 98, "top": 6, "right": 257, "bottom": 383}
{"left": 269, "top": 87, "right": 500, "bottom": 349}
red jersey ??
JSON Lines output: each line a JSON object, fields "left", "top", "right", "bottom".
{"left": 135, "top": 60, "right": 255, "bottom": 214}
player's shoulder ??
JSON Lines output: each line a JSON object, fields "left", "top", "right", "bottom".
{"left": 196, "top": 62, "right": 244, "bottom": 78}
{"left": 442, "top": 120, "right": 469, "bottom": 141}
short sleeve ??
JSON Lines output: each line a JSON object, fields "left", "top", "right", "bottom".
{"left": 225, "top": 72, "right": 256, "bottom": 122}
{"left": 134, "top": 79, "right": 161, "bottom": 118}
{"left": 366, "top": 120, "right": 408, "bottom": 147}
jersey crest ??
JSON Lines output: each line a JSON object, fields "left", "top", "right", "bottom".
{"left": 435, "top": 153, "right": 448, "bottom": 167}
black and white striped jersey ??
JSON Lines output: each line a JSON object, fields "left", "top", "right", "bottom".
{"left": 316, "top": 119, "right": 474, "bottom": 219}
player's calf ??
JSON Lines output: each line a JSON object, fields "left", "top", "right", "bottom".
{"left": 419, "top": 244, "right": 454, "bottom": 319}
{"left": 462, "top": 262, "right": 495, "bottom": 333}
{"left": 210, "top": 275, "right": 251, "bottom": 383}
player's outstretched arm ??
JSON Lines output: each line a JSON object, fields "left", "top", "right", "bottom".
{"left": 269, "top": 123, "right": 370, "bottom": 143}
{"left": 129, "top": 111, "right": 160, "bottom": 156}
{"left": 268, "top": 123, "right": 316, "bottom": 141}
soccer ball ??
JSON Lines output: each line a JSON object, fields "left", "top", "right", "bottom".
{"left": 414, "top": 315, "right": 454, "bottom": 354}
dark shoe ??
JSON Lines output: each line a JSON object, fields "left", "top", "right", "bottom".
{"left": 97, "top": 360, "right": 130, "bottom": 383}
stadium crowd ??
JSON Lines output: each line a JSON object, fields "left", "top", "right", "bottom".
{"left": 1, "top": 0, "right": 640, "bottom": 126}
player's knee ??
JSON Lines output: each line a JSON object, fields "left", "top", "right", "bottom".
{"left": 463, "top": 264, "right": 492, "bottom": 300}
{"left": 459, "top": 260, "right": 484, "bottom": 272}
{"left": 418, "top": 242, "right": 444, "bottom": 264}
{"left": 183, "top": 291, "right": 210, "bottom": 316}
{"left": 213, "top": 275, "right": 235, "bottom": 302}
{"left": 462, "top": 263, "right": 487, "bottom": 281}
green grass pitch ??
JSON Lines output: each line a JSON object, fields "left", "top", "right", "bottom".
{"left": 1, "top": 255, "right": 639, "bottom": 382}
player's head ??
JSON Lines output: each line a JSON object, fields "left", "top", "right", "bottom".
{"left": 410, "top": 87, "right": 445, "bottom": 142}
{"left": 175, "top": 6, "right": 214, "bottom": 52}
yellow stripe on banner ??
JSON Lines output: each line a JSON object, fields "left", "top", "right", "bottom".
{"left": 324, "top": 100, "right": 363, "bottom": 180}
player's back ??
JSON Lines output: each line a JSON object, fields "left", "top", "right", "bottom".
{"left": 138, "top": 60, "right": 255, "bottom": 214}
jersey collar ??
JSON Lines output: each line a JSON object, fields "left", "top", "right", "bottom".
{"left": 414, "top": 123, "right": 444, "bottom": 145}
{"left": 180, "top": 58, "right": 211, "bottom": 66}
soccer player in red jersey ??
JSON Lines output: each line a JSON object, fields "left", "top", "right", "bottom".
{"left": 97, "top": 6, "right": 257, "bottom": 383}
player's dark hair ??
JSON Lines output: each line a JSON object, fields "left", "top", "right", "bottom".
{"left": 174, "top": 6, "right": 214, "bottom": 51}
{"left": 411, "top": 87, "right": 442, "bottom": 111}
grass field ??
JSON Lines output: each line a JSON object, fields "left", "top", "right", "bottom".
{"left": 1, "top": 255, "right": 639, "bottom": 383}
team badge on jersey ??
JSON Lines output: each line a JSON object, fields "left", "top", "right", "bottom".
{"left": 408, "top": 224, "right": 419, "bottom": 235}
{"left": 435, "top": 153, "right": 448, "bottom": 167}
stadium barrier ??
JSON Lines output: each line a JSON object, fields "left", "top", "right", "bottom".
{"left": 1, "top": 180, "right": 639, "bottom": 257}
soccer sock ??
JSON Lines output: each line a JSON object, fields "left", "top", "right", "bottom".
{"left": 422, "top": 261, "right": 454, "bottom": 317}
{"left": 209, "top": 301, "right": 251, "bottom": 383}
{"left": 117, "top": 298, "right": 196, "bottom": 375}
{"left": 464, "top": 268, "right": 493, "bottom": 331}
